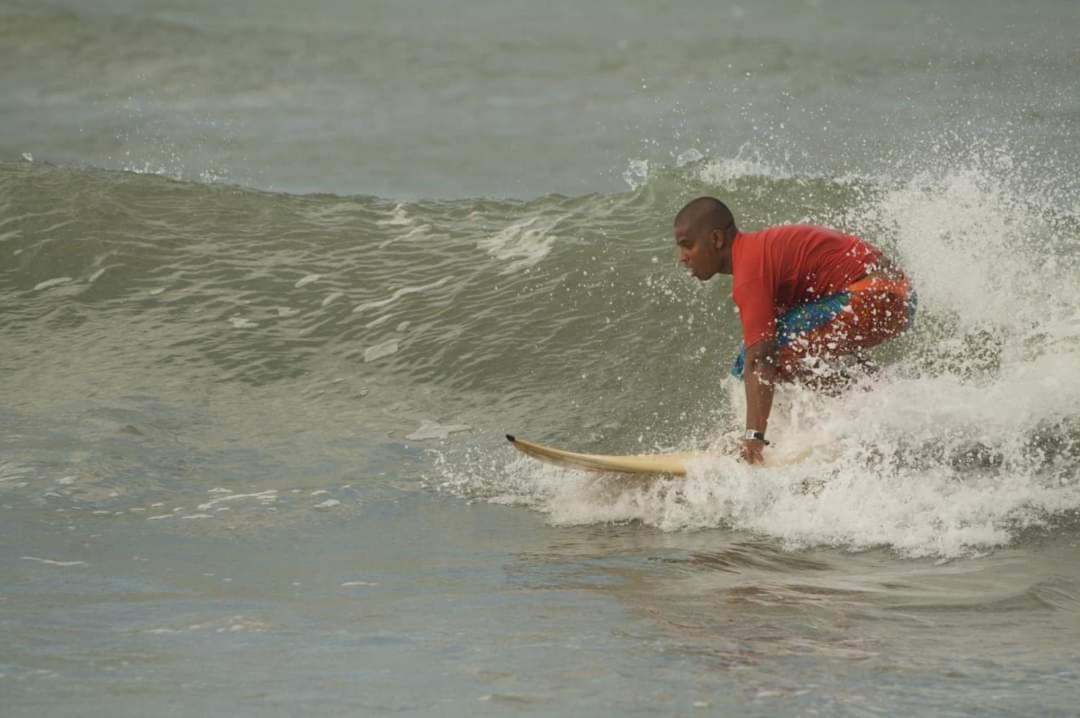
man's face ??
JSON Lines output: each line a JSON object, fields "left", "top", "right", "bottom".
{"left": 674, "top": 224, "right": 721, "bottom": 281}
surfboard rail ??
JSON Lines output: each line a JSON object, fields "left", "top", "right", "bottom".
{"left": 506, "top": 434, "right": 815, "bottom": 475}
{"left": 506, "top": 434, "right": 707, "bottom": 476}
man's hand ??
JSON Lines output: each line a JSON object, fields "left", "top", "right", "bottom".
{"left": 740, "top": 439, "right": 766, "bottom": 465}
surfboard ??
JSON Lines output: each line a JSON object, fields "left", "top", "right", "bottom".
{"left": 506, "top": 434, "right": 813, "bottom": 475}
{"left": 506, "top": 434, "right": 710, "bottom": 476}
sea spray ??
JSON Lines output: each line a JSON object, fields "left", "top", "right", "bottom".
{"left": 436, "top": 153, "right": 1080, "bottom": 558}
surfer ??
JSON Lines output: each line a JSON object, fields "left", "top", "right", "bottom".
{"left": 673, "top": 196, "right": 916, "bottom": 464}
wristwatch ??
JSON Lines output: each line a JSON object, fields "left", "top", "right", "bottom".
{"left": 743, "top": 430, "right": 770, "bottom": 445}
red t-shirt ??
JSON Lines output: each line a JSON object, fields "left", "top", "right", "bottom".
{"left": 731, "top": 225, "right": 881, "bottom": 347}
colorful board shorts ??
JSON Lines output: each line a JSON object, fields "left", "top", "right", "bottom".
{"left": 731, "top": 276, "right": 917, "bottom": 379}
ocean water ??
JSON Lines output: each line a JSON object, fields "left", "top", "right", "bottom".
{"left": 3, "top": 1, "right": 1080, "bottom": 715}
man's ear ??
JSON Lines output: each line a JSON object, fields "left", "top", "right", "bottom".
{"left": 712, "top": 229, "right": 723, "bottom": 249}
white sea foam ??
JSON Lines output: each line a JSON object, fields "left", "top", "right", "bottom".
{"left": 622, "top": 159, "right": 650, "bottom": 190}
{"left": 407, "top": 419, "right": 472, "bottom": 441}
{"left": 0, "top": 462, "right": 32, "bottom": 485}
{"left": 377, "top": 222, "right": 437, "bottom": 249}
{"left": 197, "top": 490, "right": 278, "bottom": 512}
{"left": 376, "top": 204, "right": 413, "bottom": 226}
{"left": 353, "top": 276, "right": 451, "bottom": 314}
{"left": 364, "top": 314, "right": 393, "bottom": 329}
{"left": 400, "top": 224, "right": 433, "bottom": 241}
{"left": 20, "top": 556, "right": 87, "bottom": 567}
{"left": 33, "top": 277, "right": 72, "bottom": 291}
{"left": 477, "top": 216, "right": 560, "bottom": 274}
{"left": 363, "top": 339, "right": 399, "bottom": 362}
{"left": 675, "top": 148, "right": 704, "bottom": 167}
{"left": 696, "top": 156, "right": 794, "bottom": 186}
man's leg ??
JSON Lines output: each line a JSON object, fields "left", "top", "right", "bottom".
{"left": 729, "top": 276, "right": 915, "bottom": 388}
{"left": 775, "top": 277, "right": 914, "bottom": 386}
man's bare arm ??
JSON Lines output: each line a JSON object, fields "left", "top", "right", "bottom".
{"left": 742, "top": 339, "right": 778, "bottom": 463}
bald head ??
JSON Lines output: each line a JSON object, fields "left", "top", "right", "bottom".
{"left": 674, "top": 196, "right": 736, "bottom": 240}
{"left": 673, "top": 196, "right": 738, "bottom": 280}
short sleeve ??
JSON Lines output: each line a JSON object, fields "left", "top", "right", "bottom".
{"left": 732, "top": 278, "right": 776, "bottom": 347}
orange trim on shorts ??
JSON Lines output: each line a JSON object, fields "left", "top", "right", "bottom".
{"left": 775, "top": 275, "right": 913, "bottom": 376}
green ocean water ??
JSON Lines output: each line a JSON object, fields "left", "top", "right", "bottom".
{"left": 2, "top": 1, "right": 1080, "bottom": 715}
